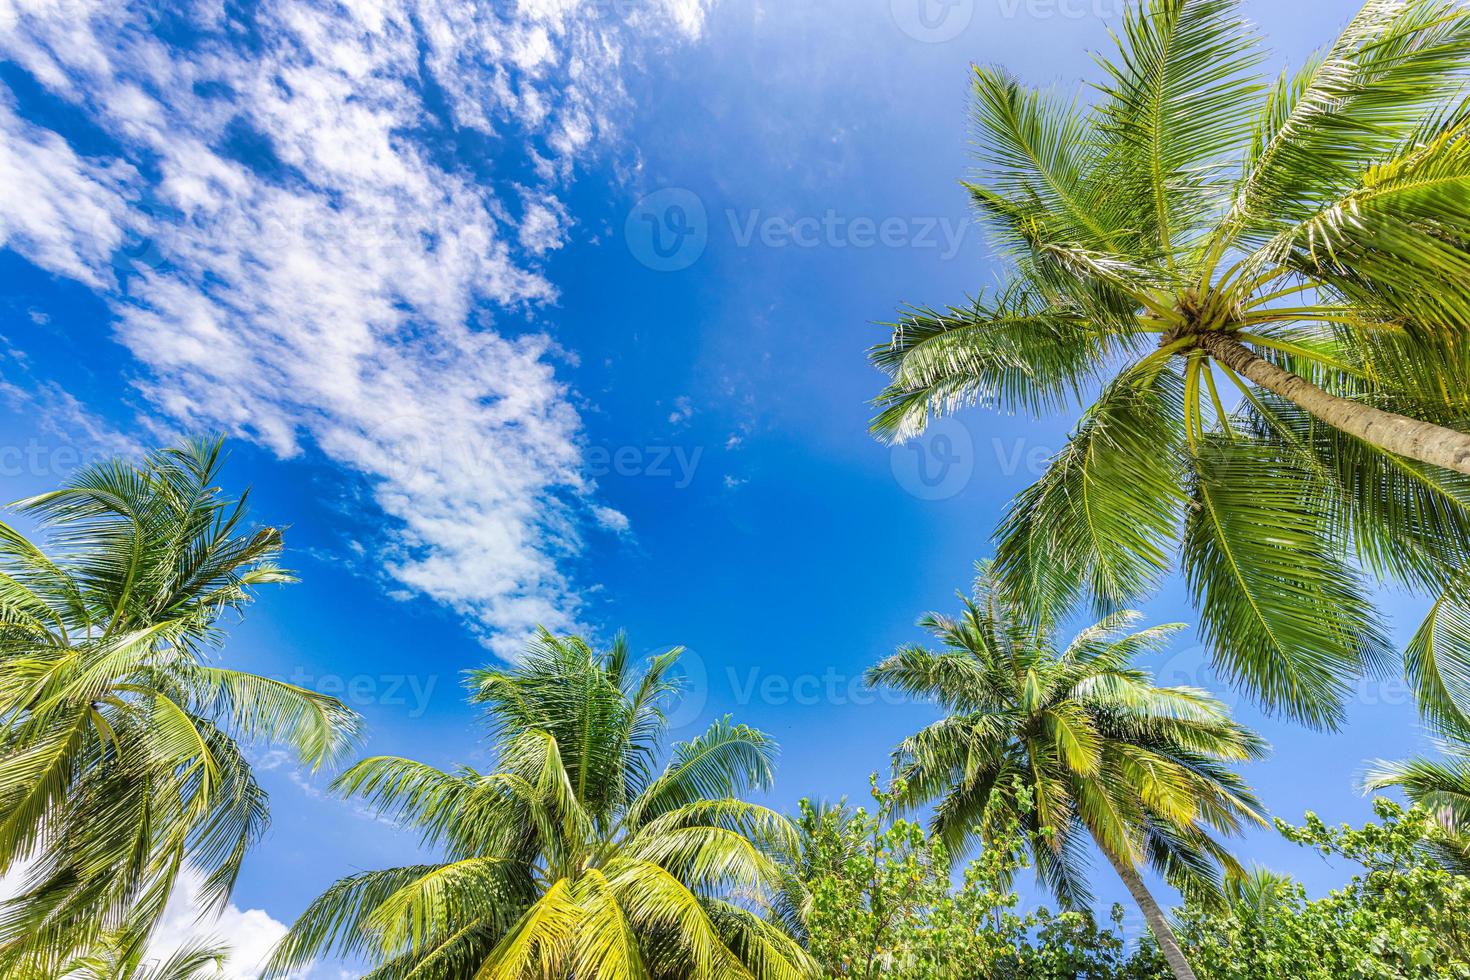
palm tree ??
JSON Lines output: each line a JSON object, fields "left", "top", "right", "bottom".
{"left": 1364, "top": 737, "right": 1470, "bottom": 872}
{"left": 46, "top": 916, "right": 228, "bottom": 980}
{"left": 1220, "top": 867, "right": 1294, "bottom": 930}
{"left": 0, "top": 439, "right": 359, "bottom": 972}
{"left": 1366, "top": 744, "right": 1470, "bottom": 828}
{"left": 264, "top": 631, "right": 814, "bottom": 980}
{"left": 867, "top": 568, "right": 1267, "bottom": 980}
{"left": 777, "top": 798, "right": 863, "bottom": 941}
{"left": 869, "top": 0, "right": 1470, "bottom": 731}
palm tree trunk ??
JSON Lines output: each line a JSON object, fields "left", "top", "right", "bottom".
{"left": 1101, "top": 848, "right": 1198, "bottom": 980}
{"left": 1198, "top": 332, "right": 1470, "bottom": 476}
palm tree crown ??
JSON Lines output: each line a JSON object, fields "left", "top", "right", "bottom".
{"left": 869, "top": 0, "right": 1470, "bottom": 731}
{"left": 0, "top": 439, "right": 359, "bottom": 972}
{"left": 50, "top": 927, "right": 228, "bottom": 980}
{"left": 266, "top": 631, "right": 813, "bottom": 980}
{"left": 867, "top": 567, "right": 1267, "bottom": 979}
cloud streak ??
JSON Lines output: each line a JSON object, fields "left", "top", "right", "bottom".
{"left": 0, "top": 0, "right": 714, "bottom": 655}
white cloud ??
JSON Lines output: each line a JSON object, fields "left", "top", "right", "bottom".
{"left": 518, "top": 187, "right": 573, "bottom": 255}
{"left": 1, "top": 861, "right": 308, "bottom": 980}
{"left": 668, "top": 395, "right": 694, "bottom": 426}
{"left": 592, "top": 505, "right": 631, "bottom": 534}
{"left": 0, "top": 98, "right": 130, "bottom": 289}
{"left": 148, "top": 867, "right": 305, "bottom": 980}
{"left": 0, "top": 0, "right": 715, "bottom": 657}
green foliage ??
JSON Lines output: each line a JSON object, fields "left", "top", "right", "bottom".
{"left": 1173, "top": 800, "right": 1470, "bottom": 978}
{"left": 51, "top": 925, "right": 228, "bottom": 980}
{"left": 0, "top": 439, "right": 358, "bottom": 973}
{"left": 867, "top": 566, "right": 1266, "bottom": 911}
{"left": 795, "top": 780, "right": 1158, "bottom": 980}
{"left": 870, "top": 0, "right": 1470, "bottom": 731}
{"left": 266, "top": 631, "right": 813, "bottom": 980}
{"left": 797, "top": 794, "right": 1470, "bottom": 980}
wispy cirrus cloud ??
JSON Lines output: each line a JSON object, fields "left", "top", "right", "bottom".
{"left": 0, "top": 0, "right": 714, "bottom": 656}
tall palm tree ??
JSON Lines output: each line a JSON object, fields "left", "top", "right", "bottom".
{"left": 264, "top": 631, "right": 814, "bottom": 980}
{"left": 867, "top": 568, "right": 1267, "bottom": 980}
{"left": 869, "top": 0, "right": 1470, "bottom": 731}
{"left": 0, "top": 439, "right": 359, "bottom": 972}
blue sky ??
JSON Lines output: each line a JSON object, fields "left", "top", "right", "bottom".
{"left": 0, "top": 0, "right": 1441, "bottom": 974}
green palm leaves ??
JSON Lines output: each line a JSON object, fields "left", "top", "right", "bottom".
{"left": 1364, "top": 736, "right": 1470, "bottom": 872}
{"left": 47, "top": 916, "right": 228, "bottom": 980}
{"left": 0, "top": 439, "right": 359, "bottom": 973}
{"left": 1366, "top": 744, "right": 1470, "bottom": 829}
{"left": 266, "top": 632, "right": 814, "bottom": 980}
{"left": 869, "top": 570, "right": 1265, "bottom": 902}
{"left": 868, "top": 568, "right": 1265, "bottom": 978}
{"left": 871, "top": 0, "right": 1470, "bottom": 730}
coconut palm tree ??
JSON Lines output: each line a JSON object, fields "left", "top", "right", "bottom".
{"left": 45, "top": 918, "right": 228, "bottom": 980}
{"left": 1221, "top": 867, "right": 1295, "bottom": 930}
{"left": 1366, "top": 743, "right": 1470, "bottom": 828}
{"left": 867, "top": 567, "right": 1267, "bottom": 980}
{"left": 1364, "top": 737, "right": 1470, "bottom": 873}
{"left": 264, "top": 631, "right": 814, "bottom": 980}
{"left": 0, "top": 439, "right": 359, "bottom": 972}
{"left": 869, "top": 0, "right": 1470, "bottom": 731}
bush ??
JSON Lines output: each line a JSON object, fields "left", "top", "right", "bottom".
{"left": 1174, "top": 800, "right": 1470, "bottom": 979}
{"left": 797, "top": 788, "right": 1469, "bottom": 979}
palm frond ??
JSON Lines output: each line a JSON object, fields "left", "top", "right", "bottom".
{"left": 1182, "top": 437, "right": 1392, "bottom": 728}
